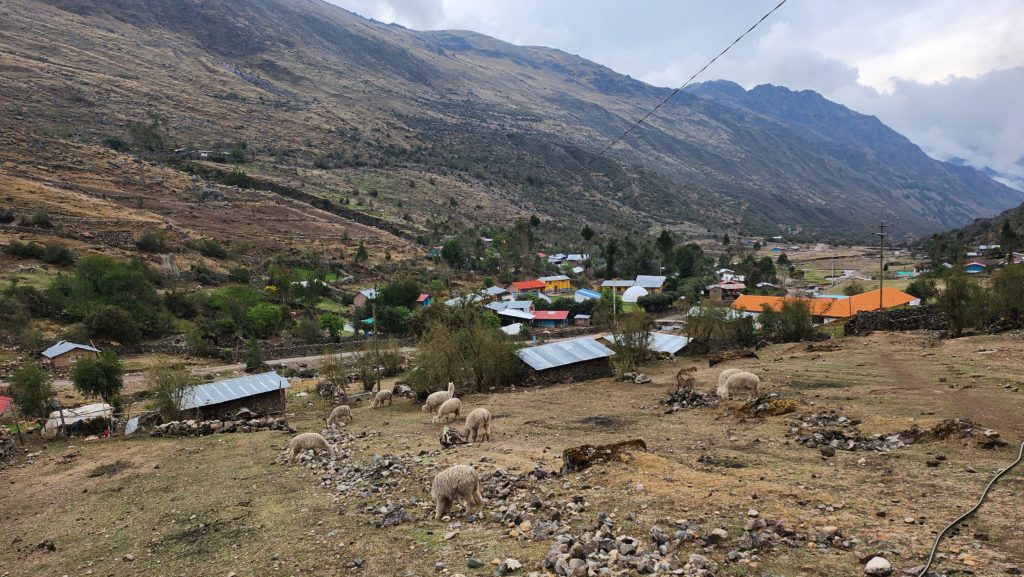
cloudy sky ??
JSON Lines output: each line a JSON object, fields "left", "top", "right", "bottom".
{"left": 325, "top": 0, "right": 1024, "bottom": 189}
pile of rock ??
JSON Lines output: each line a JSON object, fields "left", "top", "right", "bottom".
{"left": 151, "top": 416, "right": 291, "bottom": 437}
{"left": 532, "top": 511, "right": 812, "bottom": 577}
{"left": 790, "top": 412, "right": 1007, "bottom": 455}
{"left": 788, "top": 411, "right": 912, "bottom": 453}
{"left": 621, "top": 372, "right": 652, "bottom": 384}
{"left": 663, "top": 388, "right": 718, "bottom": 413}
{"left": 0, "top": 428, "right": 15, "bottom": 470}
{"left": 736, "top": 393, "right": 799, "bottom": 417}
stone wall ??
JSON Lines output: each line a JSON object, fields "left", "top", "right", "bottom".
{"left": 526, "top": 358, "right": 614, "bottom": 387}
{"left": 844, "top": 305, "right": 947, "bottom": 336}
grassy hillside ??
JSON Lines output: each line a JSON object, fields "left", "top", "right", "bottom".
{"left": 0, "top": 0, "right": 1020, "bottom": 243}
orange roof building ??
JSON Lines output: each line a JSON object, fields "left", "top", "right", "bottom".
{"left": 731, "top": 288, "right": 919, "bottom": 320}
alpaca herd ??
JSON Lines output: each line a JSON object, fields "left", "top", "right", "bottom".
{"left": 289, "top": 366, "right": 761, "bottom": 522}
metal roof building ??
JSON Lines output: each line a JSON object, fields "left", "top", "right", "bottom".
{"left": 603, "top": 332, "right": 691, "bottom": 355}
{"left": 181, "top": 371, "right": 289, "bottom": 411}
{"left": 41, "top": 341, "right": 99, "bottom": 359}
{"left": 516, "top": 337, "right": 615, "bottom": 371}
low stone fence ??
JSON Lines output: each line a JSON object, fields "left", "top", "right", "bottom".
{"left": 844, "top": 305, "right": 946, "bottom": 336}
{"left": 150, "top": 416, "right": 291, "bottom": 437}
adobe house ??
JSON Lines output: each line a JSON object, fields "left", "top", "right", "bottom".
{"left": 516, "top": 337, "right": 614, "bottom": 386}
{"left": 41, "top": 341, "right": 100, "bottom": 370}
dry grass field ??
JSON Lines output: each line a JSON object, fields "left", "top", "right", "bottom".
{"left": 2, "top": 331, "right": 1022, "bottom": 577}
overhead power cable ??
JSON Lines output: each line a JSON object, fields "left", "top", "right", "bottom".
{"left": 572, "top": 0, "right": 788, "bottom": 177}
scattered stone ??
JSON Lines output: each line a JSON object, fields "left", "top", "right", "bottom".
{"left": 467, "top": 558, "right": 484, "bottom": 569}
{"left": 560, "top": 439, "right": 647, "bottom": 474}
{"left": 36, "top": 539, "right": 56, "bottom": 553}
{"left": 123, "top": 554, "right": 135, "bottom": 562}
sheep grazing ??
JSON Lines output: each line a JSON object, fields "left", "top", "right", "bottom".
{"left": 287, "top": 432, "right": 333, "bottom": 463}
{"left": 372, "top": 389, "right": 394, "bottom": 407}
{"left": 422, "top": 382, "right": 456, "bottom": 414}
{"left": 392, "top": 384, "right": 414, "bottom": 398}
{"left": 463, "top": 408, "right": 491, "bottom": 443}
{"left": 327, "top": 405, "right": 353, "bottom": 427}
{"left": 716, "top": 368, "right": 743, "bottom": 398}
{"left": 430, "top": 464, "right": 484, "bottom": 520}
{"left": 432, "top": 397, "right": 462, "bottom": 424}
{"left": 720, "top": 371, "right": 760, "bottom": 399}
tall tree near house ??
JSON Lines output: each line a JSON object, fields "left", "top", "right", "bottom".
{"left": 581, "top": 225, "right": 595, "bottom": 243}
{"left": 603, "top": 237, "right": 620, "bottom": 278}
{"left": 655, "top": 229, "right": 674, "bottom": 262}
{"left": 8, "top": 359, "right": 55, "bottom": 420}
{"left": 70, "top": 350, "right": 125, "bottom": 413}
{"left": 999, "top": 219, "right": 1019, "bottom": 264}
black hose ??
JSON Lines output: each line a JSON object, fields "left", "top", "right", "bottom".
{"left": 918, "top": 440, "right": 1024, "bottom": 577}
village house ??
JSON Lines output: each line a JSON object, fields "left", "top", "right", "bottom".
{"left": 539, "top": 275, "right": 572, "bottom": 294}
{"left": 482, "top": 286, "right": 509, "bottom": 300}
{"left": 41, "top": 341, "right": 100, "bottom": 370}
{"left": 179, "top": 371, "right": 290, "bottom": 421}
{"left": 516, "top": 337, "right": 614, "bottom": 385}
{"left": 498, "top": 308, "right": 534, "bottom": 325}
{"left": 531, "top": 310, "right": 570, "bottom": 328}
{"left": 573, "top": 314, "right": 591, "bottom": 327}
{"left": 416, "top": 293, "right": 432, "bottom": 307}
{"left": 730, "top": 287, "right": 919, "bottom": 324}
{"left": 574, "top": 288, "right": 601, "bottom": 302}
{"left": 634, "top": 275, "right": 667, "bottom": 293}
{"left": 487, "top": 300, "right": 535, "bottom": 314}
{"left": 601, "top": 279, "right": 635, "bottom": 294}
{"left": 507, "top": 279, "right": 546, "bottom": 297}
{"left": 707, "top": 281, "right": 746, "bottom": 302}
{"left": 352, "top": 288, "right": 377, "bottom": 308}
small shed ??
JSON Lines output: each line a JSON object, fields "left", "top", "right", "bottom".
{"left": 41, "top": 341, "right": 100, "bottom": 369}
{"left": 516, "top": 337, "right": 614, "bottom": 385}
{"left": 573, "top": 314, "right": 591, "bottom": 326}
{"left": 353, "top": 289, "right": 377, "bottom": 308}
{"left": 180, "top": 371, "right": 290, "bottom": 421}
{"left": 416, "top": 293, "right": 432, "bottom": 307}
{"left": 574, "top": 289, "right": 601, "bottom": 303}
{"left": 43, "top": 403, "right": 113, "bottom": 437}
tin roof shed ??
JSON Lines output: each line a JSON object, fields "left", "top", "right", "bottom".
{"left": 180, "top": 371, "right": 289, "bottom": 411}
{"left": 516, "top": 337, "right": 614, "bottom": 371}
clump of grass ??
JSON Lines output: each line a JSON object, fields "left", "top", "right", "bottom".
{"left": 87, "top": 459, "right": 132, "bottom": 478}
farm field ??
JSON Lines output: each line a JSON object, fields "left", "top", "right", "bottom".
{"left": 2, "top": 331, "right": 1022, "bottom": 577}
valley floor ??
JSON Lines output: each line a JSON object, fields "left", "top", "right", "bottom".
{"left": 2, "top": 331, "right": 1023, "bottom": 577}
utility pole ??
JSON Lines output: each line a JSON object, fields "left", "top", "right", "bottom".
{"left": 371, "top": 277, "right": 381, "bottom": 393}
{"left": 875, "top": 222, "right": 892, "bottom": 310}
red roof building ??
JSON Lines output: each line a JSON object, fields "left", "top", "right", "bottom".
{"left": 531, "top": 310, "right": 570, "bottom": 327}
{"left": 508, "top": 279, "right": 546, "bottom": 294}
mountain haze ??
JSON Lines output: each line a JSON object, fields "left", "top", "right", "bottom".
{"left": 1, "top": 0, "right": 1020, "bottom": 241}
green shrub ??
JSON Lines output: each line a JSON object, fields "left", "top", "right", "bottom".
{"left": 136, "top": 229, "right": 168, "bottom": 253}
{"left": 84, "top": 305, "right": 144, "bottom": 345}
{"left": 71, "top": 350, "right": 125, "bottom": 412}
{"left": 8, "top": 359, "right": 55, "bottom": 420}
{"left": 42, "top": 242, "right": 74, "bottom": 266}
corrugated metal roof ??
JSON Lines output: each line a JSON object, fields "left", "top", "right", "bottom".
{"left": 0, "top": 396, "right": 12, "bottom": 417}
{"left": 499, "top": 309, "right": 534, "bottom": 320}
{"left": 516, "top": 337, "right": 614, "bottom": 371}
{"left": 539, "top": 275, "right": 570, "bottom": 282}
{"left": 603, "top": 332, "right": 690, "bottom": 355}
{"left": 601, "top": 280, "right": 635, "bottom": 288}
{"left": 41, "top": 341, "right": 100, "bottom": 359}
{"left": 483, "top": 286, "right": 508, "bottom": 296}
{"left": 180, "top": 371, "right": 289, "bottom": 410}
{"left": 635, "top": 275, "right": 667, "bottom": 288}
{"left": 500, "top": 323, "right": 523, "bottom": 335}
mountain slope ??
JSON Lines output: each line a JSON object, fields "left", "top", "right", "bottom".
{"left": 1, "top": 0, "right": 1021, "bottom": 242}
